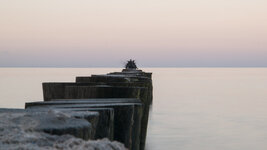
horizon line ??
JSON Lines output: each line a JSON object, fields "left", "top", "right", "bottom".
{"left": 0, "top": 66, "right": 267, "bottom": 68}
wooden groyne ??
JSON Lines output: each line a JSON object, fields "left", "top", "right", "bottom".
{"left": 25, "top": 67, "right": 153, "bottom": 150}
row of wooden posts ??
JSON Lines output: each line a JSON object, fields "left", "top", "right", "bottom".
{"left": 25, "top": 68, "right": 153, "bottom": 150}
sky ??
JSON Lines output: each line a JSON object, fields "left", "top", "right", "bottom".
{"left": 0, "top": 0, "right": 267, "bottom": 67}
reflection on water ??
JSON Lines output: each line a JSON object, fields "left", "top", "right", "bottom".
{"left": 1, "top": 68, "right": 267, "bottom": 150}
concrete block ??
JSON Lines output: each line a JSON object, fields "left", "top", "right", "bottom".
{"left": 0, "top": 109, "right": 92, "bottom": 140}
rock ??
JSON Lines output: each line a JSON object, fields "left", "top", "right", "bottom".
{"left": 0, "top": 108, "right": 127, "bottom": 150}
{"left": 0, "top": 109, "right": 92, "bottom": 139}
{"left": 32, "top": 107, "right": 115, "bottom": 140}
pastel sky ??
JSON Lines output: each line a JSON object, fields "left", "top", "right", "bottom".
{"left": 0, "top": 0, "right": 267, "bottom": 67}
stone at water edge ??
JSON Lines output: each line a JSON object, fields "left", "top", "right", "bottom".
{"left": 0, "top": 109, "right": 92, "bottom": 140}
{"left": 0, "top": 109, "right": 127, "bottom": 150}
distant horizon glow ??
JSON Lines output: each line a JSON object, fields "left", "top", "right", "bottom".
{"left": 0, "top": 0, "right": 267, "bottom": 67}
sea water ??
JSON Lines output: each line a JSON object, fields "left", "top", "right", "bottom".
{"left": 0, "top": 68, "right": 267, "bottom": 150}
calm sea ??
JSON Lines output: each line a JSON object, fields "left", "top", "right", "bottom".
{"left": 1, "top": 68, "right": 267, "bottom": 150}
